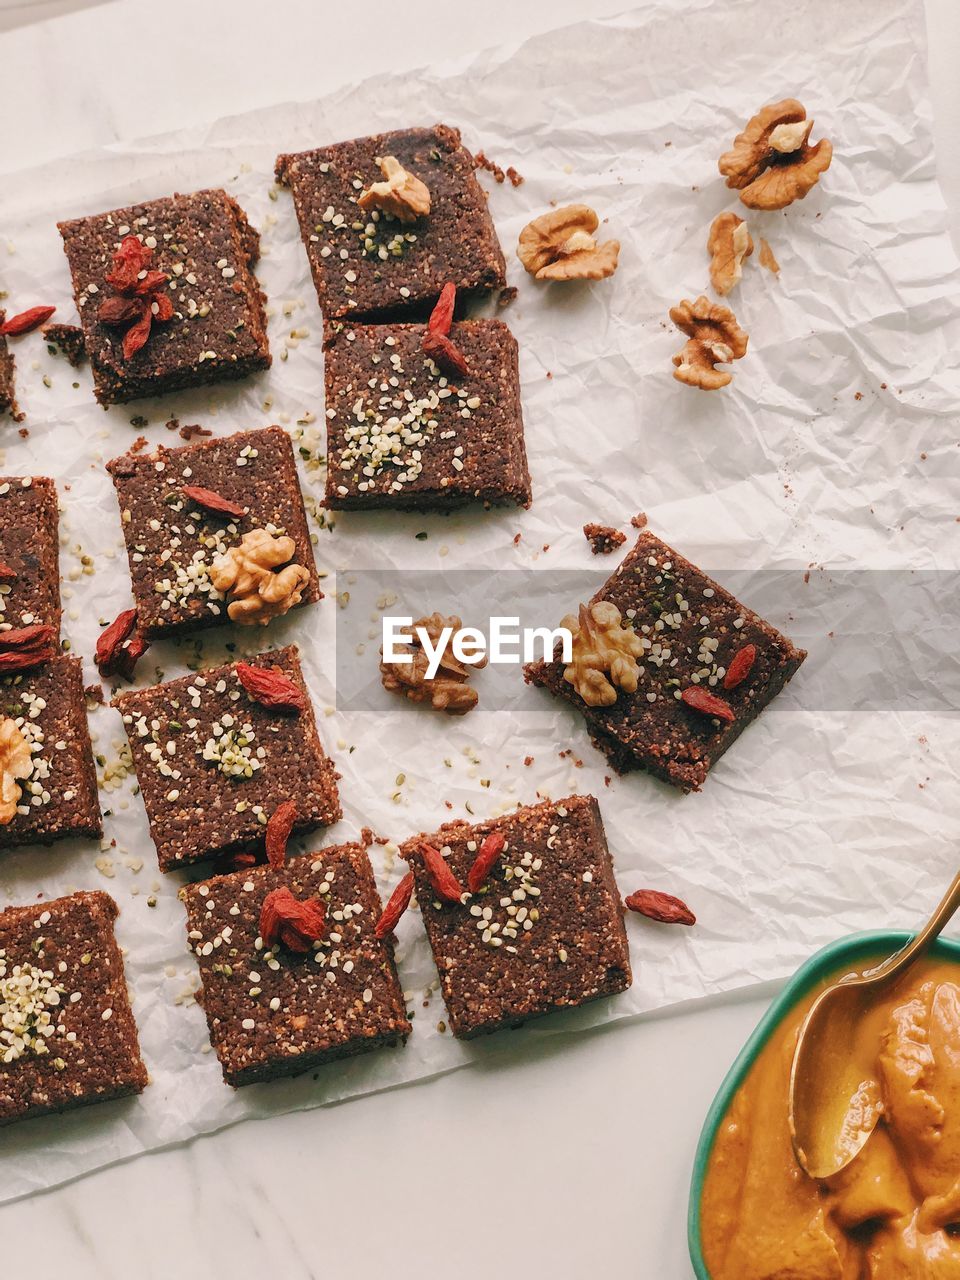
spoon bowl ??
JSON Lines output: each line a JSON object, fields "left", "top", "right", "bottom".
{"left": 788, "top": 868, "right": 960, "bottom": 1180}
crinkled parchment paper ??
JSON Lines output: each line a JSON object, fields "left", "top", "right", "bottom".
{"left": 0, "top": 0, "right": 958, "bottom": 1202}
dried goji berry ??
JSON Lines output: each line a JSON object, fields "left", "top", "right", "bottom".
{"left": 680, "top": 685, "right": 735, "bottom": 724}
{"left": 259, "top": 886, "right": 326, "bottom": 952}
{"left": 0, "top": 306, "right": 56, "bottom": 336}
{"left": 104, "top": 236, "right": 153, "bottom": 291}
{"left": 100, "top": 295, "right": 145, "bottom": 326}
{"left": 625, "top": 889, "right": 696, "bottom": 926}
{"left": 183, "top": 485, "right": 245, "bottom": 519}
{"left": 95, "top": 608, "right": 137, "bottom": 676}
{"left": 236, "top": 662, "right": 306, "bottom": 713}
{"left": 265, "top": 800, "right": 297, "bottom": 869}
{"left": 419, "top": 841, "right": 466, "bottom": 903}
{"left": 152, "top": 293, "right": 174, "bottom": 322}
{"left": 467, "top": 831, "right": 505, "bottom": 893}
{"left": 428, "top": 282, "right": 456, "bottom": 335}
{"left": 0, "top": 624, "right": 55, "bottom": 651}
{"left": 114, "top": 631, "right": 150, "bottom": 682}
{"left": 375, "top": 872, "right": 414, "bottom": 939}
{"left": 422, "top": 329, "right": 469, "bottom": 379}
{"left": 0, "top": 648, "right": 54, "bottom": 672}
{"left": 122, "top": 306, "right": 154, "bottom": 359}
{"left": 133, "top": 270, "right": 169, "bottom": 297}
{"left": 723, "top": 643, "right": 757, "bottom": 690}
{"left": 0, "top": 561, "right": 16, "bottom": 581}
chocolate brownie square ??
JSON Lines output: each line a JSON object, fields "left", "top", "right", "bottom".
{"left": 181, "top": 843, "right": 410, "bottom": 1086}
{"left": 402, "top": 795, "right": 631, "bottom": 1039}
{"left": 0, "top": 319, "right": 19, "bottom": 421}
{"left": 324, "top": 319, "right": 530, "bottom": 510}
{"left": 524, "top": 532, "right": 806, "bottom": 791}
{"left": 276, "top": 124, "right": 506, "bottom": 321}
{"left": 58, "top": 189, "right": 270, "bottom": 405}
{"left": 107, "top": 427, "right": 321, "bottom": 639}
{"left": 0, "top": 656, "right": 102, "bottom": 851}
{"left": 113, "top": 645, "right": 341, "bottom": 873}
{"left": 0, "top": 890, "right": 147, "bottom": 1125}
{"left": 0, "top": 476, "right": 61, "bottom": 640}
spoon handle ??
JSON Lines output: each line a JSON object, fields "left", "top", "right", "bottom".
{"left": 869, "top": 867, "right": 960, "bottom": 983}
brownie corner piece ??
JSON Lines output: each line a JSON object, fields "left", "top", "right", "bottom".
{"left": 0, "top": 889, "right": 147, "bottom": 1125}
{"left": 181, "top": 843, "right": 410, "bottom": 1086}
{"left": 0, "top": 655, "right": 102, "bottom": 850}
{"left": 0, "top": 474, "right": 62, "bottom": 640}
{"left": 323, "top": 317, "right": 530, "bottom": 511}
{"left": 277, "top": 123, "right": 506, "bottom": 320}
{"left": 0, "top": 321, "right": 22, "bottom": 421}
{"left": 107, "top": 425, "right": 320, "bottom": 638}
{"left": 113, "top": 645, "right": 340, "bottom": 872}
{"left": 525, "top": 531, "right": 806, "bottom": 791}
{"left": 401, "top": 794, "right": 631, "bottom": 1039}
{"left": 57, "top": 188, "right": 270, "bottom": 405}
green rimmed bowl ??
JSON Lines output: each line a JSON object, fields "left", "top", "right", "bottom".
{"left": 687, "top": 929, "right": 960, "bottom": 1278}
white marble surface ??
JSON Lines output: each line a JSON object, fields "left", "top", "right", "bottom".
{"left": 0, "top": 2, "right": 958, "bottom": 1277}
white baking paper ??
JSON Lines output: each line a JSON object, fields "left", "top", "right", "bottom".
{"left": 1, "top": 0, "right": 958, "bottom": 1203}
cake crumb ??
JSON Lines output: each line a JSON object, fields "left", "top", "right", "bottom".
{"left": 583, "top": 523, "right": 627, "bottom": 555}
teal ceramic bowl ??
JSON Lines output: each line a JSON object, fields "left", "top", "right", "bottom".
{"left": 687, "top": 929, "right": 960, "bottom": 1278}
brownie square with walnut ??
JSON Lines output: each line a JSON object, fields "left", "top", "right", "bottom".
{"left": 524, "top": 531, "right": 806, "bottom": 791}
{"left": 276, "top": 124, "right": 506, "bottom": 321}
{"left": 0, "top": 890, "right": 148, "bottom": 1125}
{"left": 181, "top": 843, "right": 410, "bottom": 1086}
{"left": 113, "top": 645, "right": 340, "bottom": 873}
{"left": 402, "top": 795, "right": 632, "bottom": 1039}
{"left": 0, "top": 657, "right": 102, "bottom": 852}
{"left": 324, "top": 319, "right": 530, "bottom": 511}
{"left": 107, "top": 427, "right": 321, "bottom": 639}
{"left": 58, "top": 188, "right": 270, "bottom": 405}
{"left": 0, "top": 476, "right": 61, "bottom": 640}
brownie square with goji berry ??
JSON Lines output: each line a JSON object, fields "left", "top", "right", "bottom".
{"left": 524, "top": 532, "right": 806, "bottom": 792}
{"left": 0, "top": 890, "right": 148, "bottom": 1125}
{"left": 0, "top": 656, "right": 102, "bottom": 852}
{"left": 113, "top": 645, "right": 340, "bottom": 873}
{"left": 401, "top": 794, "right": 631, "bottom": 1039}
{"left": 106, "top": 426, "right": 321, "bottom": 639}
{"left": 323, "top": 319, "right": 530, "bottom": 510}
{"left": 0, "top": 476, "right": 61, "bottom": 642}
{"left": 181, "top": 843, "right": 410, "bottom": 1086}
{"left": 57, "top": 189, "right": 270, "bottom": 406}
{"left": 276, "top": 124, "right": 506, "bottom": 322}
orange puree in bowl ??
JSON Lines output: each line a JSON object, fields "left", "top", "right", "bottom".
{"left": 701, "top": 957, "right": 960, "bottom": 1278}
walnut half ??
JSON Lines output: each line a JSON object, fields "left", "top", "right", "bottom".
{"left": 669, "top": 296, "right": 748, "bottom": 391}
{"left": 210, "top": 528, "right": 311, "bottom": 626}
{"left": 719, "top": 99, "right": 832, "bottom": 211}
{"left": 707, "top": 213, "right": 753, "bottom": 296}
{"left": 358, "top": 156, "right": 431, "bottom": 224}
{"left": 380, "top": 612, "right": 488, "bottom": 716}
{"left": 561, "top": 601, "right": 643, "bottom": 707}
{"left": 517, "top": 205, "right": 620, "bottom": 281}
{"left": 0, "top": 717, "right": 33, "bottom": 825}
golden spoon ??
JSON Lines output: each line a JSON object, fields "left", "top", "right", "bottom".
{"left": 788, "top": 868, "right": 960, "bottom": 1180}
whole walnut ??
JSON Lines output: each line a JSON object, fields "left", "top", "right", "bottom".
{"left": 561, "top": 601, "right": 644, "bottom": 707}
{"left": 0, "top": 717, "right": 33, "bottom": 825}
{"left": 210, "top": 529, "right": 310, "bottom": 626}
